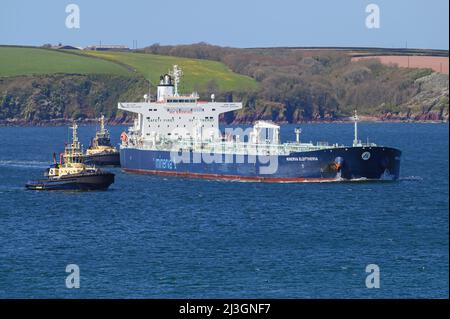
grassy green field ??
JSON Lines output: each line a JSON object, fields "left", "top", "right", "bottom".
{"left": 75, "top": 50, "right": 258, "bottom": 92}
{"left": 0, "top": 46, "right": 258, "bottom": 92}
{"left": 0, "top": 46, "right": 131, "bottom": 77}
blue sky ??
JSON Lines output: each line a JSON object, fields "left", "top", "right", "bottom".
{"left": 0, "top": 0, "right": 448, "bottom": 49}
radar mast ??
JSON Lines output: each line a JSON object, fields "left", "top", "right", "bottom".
{"left": 169, "top": 65, "right": 183, "bottom": 96}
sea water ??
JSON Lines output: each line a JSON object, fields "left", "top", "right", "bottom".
{"left": 0, "top": 123, "right": 448, "bottom": 298}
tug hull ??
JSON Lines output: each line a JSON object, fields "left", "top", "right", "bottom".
{"left": 84, "top": 151, "right": 120, "bottom": 166}
{"left": 26, "top": 172, "right": 115, "bottom": 191}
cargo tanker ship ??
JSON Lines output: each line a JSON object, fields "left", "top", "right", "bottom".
{"left": 118, "top": 65, "right": 401, "bottom": 182}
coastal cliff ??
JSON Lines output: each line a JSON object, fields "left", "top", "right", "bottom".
{"left": 0, "top": 45, "right": 448, "bottom": 125}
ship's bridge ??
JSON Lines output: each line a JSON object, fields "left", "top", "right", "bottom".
{"left": 166, "top": 96, "right": 199, "bottom": 104}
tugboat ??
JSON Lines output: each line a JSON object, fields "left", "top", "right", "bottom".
{"left": 25, "top": 123, "right": 115, "bottom": 191}
{"left": 84, "top": 114, "right": 120, "bottom": 166}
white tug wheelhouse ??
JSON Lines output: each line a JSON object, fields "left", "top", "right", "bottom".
{"left": 118, "top": 65, "right": 242, "bottom": 145}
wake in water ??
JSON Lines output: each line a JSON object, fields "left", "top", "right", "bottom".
{"left": 0, "top": 160, "right": 49, "bottom": 169}
{"left": 339, "top": 176, "right": 423, "bottom": 183}
{"left": 399, "top": 176, "right": 423, "bottom": 182}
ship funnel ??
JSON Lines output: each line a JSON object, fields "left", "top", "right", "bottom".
{"left": 164, "top": 74, "right": 172, "bottom": 85}
{"left": 156, "top": 73, "right": 175, "bottom": 101}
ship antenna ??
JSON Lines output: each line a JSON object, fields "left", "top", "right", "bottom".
{"left": 71, "top": 122, "right": 78, "bottom": 145}
{"left": 100, "top": 114, "right": 105, "bottom": 133}
{"left": 170, "top": 65, "right": 183, "bottom": 96}
{"left": 353, "top": 110, "right": 359, "bottom": 147}
{"left": 294, "top": 127, "right": 302, "bottom": 144}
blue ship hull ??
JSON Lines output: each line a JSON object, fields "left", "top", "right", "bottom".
{"left": 120, "top": 146, "right": 401, "bottom": 182}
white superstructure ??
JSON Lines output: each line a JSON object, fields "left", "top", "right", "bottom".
{"left": 118, "top": 65, "right": 368, "bottom": 157}
{"left": 118, "top": 65, "right": 242, "bottom": 144}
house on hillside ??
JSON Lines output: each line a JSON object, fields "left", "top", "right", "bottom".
{"left": 84, "top": 44, "right": 130, "bottom": 51}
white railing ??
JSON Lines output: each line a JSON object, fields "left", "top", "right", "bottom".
{"left": 122, "top": 137, "right": 343, "bottom": 156}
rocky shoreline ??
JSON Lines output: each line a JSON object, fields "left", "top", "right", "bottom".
{"left": 0, "top": 115, "right": 447, "bottom": 127}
